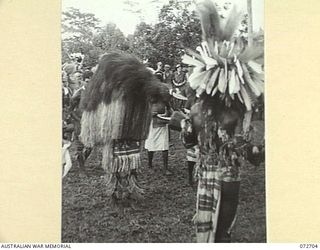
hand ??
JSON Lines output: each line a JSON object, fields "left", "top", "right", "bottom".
{"left": 252, "top": 146, "right": 259, "bottom": 154}
{"left": 181, "top": 119, "right": 192, "bottom": 133}
{"left": 180, "top": 119, "right": 187, "bottom": 130}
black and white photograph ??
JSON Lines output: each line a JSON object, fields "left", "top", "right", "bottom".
{"left": 61, "top": 0, "right": 265, "bottom": 243}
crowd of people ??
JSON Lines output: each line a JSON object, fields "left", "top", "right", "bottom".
{"left": 146, "top": 61, "right": 188, "bottom": 94}
{"left": 62, "top": 53, "right": 264, "bottom": 181}
{"left": 144, "top": 60, "right": 194, "bottom": 178}
{"left": 147, "top": 58, "right": 213, "bottom": 186}
{"left": 62, "top": 54, "right": 95, "bottom": 177}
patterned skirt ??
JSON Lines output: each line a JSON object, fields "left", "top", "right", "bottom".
{"left": 194, "top": 154, "right": 241, "bottom": 243}
{"left": 104, "top": 140, "right": 144, "bottom": 201}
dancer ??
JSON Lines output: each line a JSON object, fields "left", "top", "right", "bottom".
{"left": 180, "top": 0, "right": 264, "bottom": 242}
{"left": 80, "top": 52, "right": 170, "bottom": 202}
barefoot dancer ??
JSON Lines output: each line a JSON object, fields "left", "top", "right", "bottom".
{"left": 80, "top": 52, "right": 170, "bottom": 201}
{"left": 180, "top": 0, "right": 264, "bottom": 242}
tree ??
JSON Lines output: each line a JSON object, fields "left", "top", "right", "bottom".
{"left": 128, "top": 0, "right": 249, "bottom": 67}
{"left": 128, "top": 22, "right": 158, "bottom": 63}
{"left": 247, "top": 0, "right": 253, "bottom": 46}
{"left": 62, "top": 9, "right": 130, "bottom": 68}
{"left": 61, "top": 8, "right": 102, "bottom": 66}
{"left": 62, "top": 7, "right": 101, "bottom": 43}
{"left": 129, "top": 0, "right": 202, "bottom": 67}
{"left": 93, "top": 23, "right": 129, "bottom": 52}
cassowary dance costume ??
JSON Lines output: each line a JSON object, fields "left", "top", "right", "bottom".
{"left": 80, "top": 52, "right": 170, "bottom": 201}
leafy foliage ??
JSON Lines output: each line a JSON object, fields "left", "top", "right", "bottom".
{"left": 61, "top": 1, "right": 261, "bottom": 69}
{"left": 62, "top": 7, "right": 102, "bottom": 67}
{"left": 126, "top": 0, "right": 202, "bottom": 67}
{"left": 62, "top": 7, "right": 101, "bottom": 42}
{"left": 93, "top": 23, "right": 129, "bottom": 52}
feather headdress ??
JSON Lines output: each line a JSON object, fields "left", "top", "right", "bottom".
{"left": 182, "top": 0, "right": 264, "bottom": 111}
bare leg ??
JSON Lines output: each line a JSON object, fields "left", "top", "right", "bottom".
{"left": 84, "top": 147, "right": 92, "bottom": 160}
{"left": 148, "top": 151, "right": 154, "bottom": 168}
{"left": 215, "top": 181, "right": 240, "bottom": 243}
{"left": 162, "top": 150, "right": 168, "bottom": 169}
{"left": 162, "top": 150, "right": 171, "bottom": 175}
{"left": 74, "top": 139, "right": 86, "bottom": 175}
{"left": 187, "top": 161, "right": 195, "bottom": 185}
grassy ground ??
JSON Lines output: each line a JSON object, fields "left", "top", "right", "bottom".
{"left": 62, "top": 130, "right": 266, "bottom": 243}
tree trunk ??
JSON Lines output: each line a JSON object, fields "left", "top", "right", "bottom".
{"left": 247, "top": 0, "right": 253, "bottom": 46}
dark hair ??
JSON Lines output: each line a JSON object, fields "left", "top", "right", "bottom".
{"left": 83, "top": 70, "right": 93, "bottom": 81}
{"left": 155, "top": 72, "right": 163, "bottom": 81}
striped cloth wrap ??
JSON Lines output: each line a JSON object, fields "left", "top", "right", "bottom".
{"left": 193, "top": 134, "right": 247, "bottom": 242}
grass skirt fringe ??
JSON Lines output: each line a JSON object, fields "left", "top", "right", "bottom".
{"left": 102, "top": 141, "right": 145, "bottom": 200}
{"left": 80, "top": 98, "right": 149, "bottom": 201}
{"left": 80, "top": 100, "right": 126, "bottom": 147}
{"left": 111, "top": 153, "right": 141, "bottom": 173}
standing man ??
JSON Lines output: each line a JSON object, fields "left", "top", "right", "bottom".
{"left": 145, "top": 98, "right": 171, "bottom": 175}
{"left": 70, "top": 72, "right": 92, "bottom": 174}
{"left": 172, "top": 64, "right": 187, "bottom": 93}
{"left": 171, "top": 64, "right": 188, "bottom": 110}
{"left": 162, "top": 64, "right": 173, "bottom": 86}
{"left": 154, "top": 62, "right": 164, "bottom": 82}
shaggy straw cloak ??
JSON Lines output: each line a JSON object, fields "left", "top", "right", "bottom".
{"left": 80, "top": 52, "right": 170, "bottom": 199}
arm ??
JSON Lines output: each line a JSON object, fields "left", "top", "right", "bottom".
{"left": 180, "top": 118, "right": 197, "bottom": 148}
{"left": 70, "top": 111, "right": 81, "bottom": 122}
{"left": 173, "top": 80, "right": 186, "bottom": 87}
{"left": 71, "top": 86, "right": 84, "bottom": 98}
